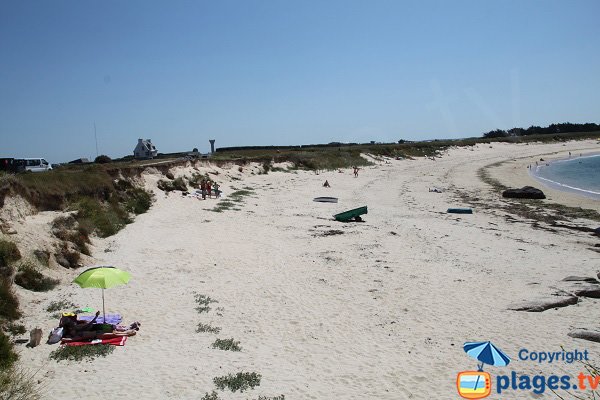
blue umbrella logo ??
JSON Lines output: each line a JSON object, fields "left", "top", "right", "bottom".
{"left": 462, "top": 341, "right": 511, "bottom": 395}
{"left": 464, "top": 341, "right": 511, "bottom": 370}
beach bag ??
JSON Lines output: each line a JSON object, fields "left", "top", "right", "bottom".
{"left": 47, "top": 327, "right": 63, "bottom": 344}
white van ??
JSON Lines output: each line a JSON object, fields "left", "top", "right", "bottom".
{"left": 23, "top": 158, "right": 52, "bottom": 172}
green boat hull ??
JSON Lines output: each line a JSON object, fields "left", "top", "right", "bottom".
{"left": 333, "top": 206, "right": 368, "bottom": 222}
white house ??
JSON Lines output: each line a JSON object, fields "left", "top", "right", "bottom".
{"left": 133, "top": 139, "right": 158, "bottom": 159}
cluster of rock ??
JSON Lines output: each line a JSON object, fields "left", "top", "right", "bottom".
{"left": 502, "top": 186, "right": 546, "bottom": 199}
{"left": 509, "top": 274, "right": 600, "bottom": 343}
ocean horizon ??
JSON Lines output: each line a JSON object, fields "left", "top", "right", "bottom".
{"left": 530, "top": 153, "right": 600, "bottom": 200}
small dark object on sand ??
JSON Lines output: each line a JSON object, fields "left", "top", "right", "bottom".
{"left": 502, "top": 186, "right": 546, "bottom": 199}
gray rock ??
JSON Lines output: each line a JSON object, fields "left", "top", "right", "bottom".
{"left": 55, "top": 254, "right": 70, "bottom": 268}
{"left": 509, "top": 296, "right": 578, "bottom": 312}
{"left": 568, "top": 330, "right": 600, "bottom": 343}
{"left": 502, "top": 186, "right": 546, "bottom": 199}
{"left": 573, "top": 286, "right": 600, "bottom": 299}
{"left": 562, "top": 276, "right": 599, "bottom": 283}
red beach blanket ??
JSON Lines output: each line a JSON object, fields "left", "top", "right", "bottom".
{"left": 62, "top": 336, "right": 128, "bottom": 346}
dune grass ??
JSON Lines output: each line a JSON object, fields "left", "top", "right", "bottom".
{"left": 211, "top": 338, "right": 241, "bottom": 352}
{"left": 196, "top": 323, "right": 221, "bottom": 334}
{"left": 213, "top": 372, "right": 261, "bottom": 393}
{"left": 49, "top": 344, "right": 114, "bottom": 362}
{"left": 14, "top": 261, "right": 59, "bottom": 292}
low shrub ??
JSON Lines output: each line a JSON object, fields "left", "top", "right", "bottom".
{"left": 211, "top": 338, "right": 241, "bottom": 352}
{"left": 49, "top": 344, "right": 114, "bottom": 362}
{"left": 125, "top": 188, "right": 152, "bottom": 215}
{"left": 196, "top": 323, "right": 221, "bottom": 334}
{"left": 94, "top": 155, "right": 111, "bottom": 164}
{"left": 195, "top": 294, "right": 218, "bottom": 314}
{"left": 0, "top": 240, "right": 21, "bottom": 268}
{"left": 213, "top": 372, "right": 261, "bottom": 393}
{"left": 14, "top": 262, "right": 59, "bottom": 292}
{"left": 157, "top": 177, "right": 187, "bottom": 192}
{"left": 6, "top": 323, "right": 26, "bottom": 336}
{"left": 33, "top": 250, "right": 50, "bottom": 266}
{"left": 0, "top": 278, "right": 21, "bottom": 321}
{"left": 46, "top": 300, "right": 76, "bottom": 314}
{"left": 0, "top": 331, "right": 18, "bottom": 370}
{"left": 73, "top": 197, "right": 130, "bottom": 238}
{"left": 0, "top": 365, "right": 42, "bottom": 400}
{"left": 200, "top": 392, "right": 220, "bottom": 400}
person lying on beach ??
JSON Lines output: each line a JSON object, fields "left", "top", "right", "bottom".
{"left": 60, "top": 311, "right": 139, "bottom": 341}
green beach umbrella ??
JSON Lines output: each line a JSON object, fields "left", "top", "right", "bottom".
{"left": 73, "top": 266, "right": 131, "bottom": 322}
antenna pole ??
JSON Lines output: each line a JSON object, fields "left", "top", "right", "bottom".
{"left": 94, "top": 122, "right": 99, "bottom": 157}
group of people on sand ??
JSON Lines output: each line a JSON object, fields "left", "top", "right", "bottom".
{"left": 56, "top": 311, "right": 139, "bottom": 342}
{"left": 199, "top": 179, "right": 220, "bottom": 200}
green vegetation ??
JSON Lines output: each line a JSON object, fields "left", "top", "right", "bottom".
{"left": 0, "top": 278, "right": 21, "bottom": 321}
{"left": 211, "top": 189, "right": 254, "bottom": 213}
{"left": 0, "top": 366, "right": 42, "bottom": 400}
{"left": 211, "top": 338, "right": 241, "bottom": 352}
{"left": 200, "top": 392, "right": 221, "bottom": 400}
{"left": 483, "top": 122, "right": 600, "bottom": 138}
{"left": 195, "top": 294, "right": 218, "bottom": 314}
{"left": 94, "top": 155, "right": 112, "bottom": 164}
{"left": 5, "top": 323, "right": 26, "bottom": 336}
{"left": 14, "top": 261, "right": 59, "bottom": 292}
{"left": 46, "top": 300, "right": 76, "bottom": 314}
{"left": 72, "top": 197, "right": 130, "bottom": 238}
{"left": 0, "top": 167, "right": 153, "bottom": 238}
{"left": 0, "top": 331, "right": 18, "bottom": 370}
{"left": 213, "top": 372, "right": 261, "bottom": 393}
{"left": 157, "top": 177, "right": 187, "bottom": 192}
{"left": 0, "top": 240, "right": 21, "bottom": 268}
{"left": 49, "top": 344, "right": 114, "bottom": 362}
{"left": 256, "top": 396, "right": 286, "bottom": 400}
{"left": 196, "top": 323, "right": 221, "bottom": 334}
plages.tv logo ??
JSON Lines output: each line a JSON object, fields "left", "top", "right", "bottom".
{"left": 457, "top": 341, "right": 511, "bottom": 399}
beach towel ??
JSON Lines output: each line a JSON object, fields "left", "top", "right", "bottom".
{"left": 62, "top": 336, "right": 128, "bottom": 346}
{"left": 79, "top": 314, "right": 122, "bottom": 324}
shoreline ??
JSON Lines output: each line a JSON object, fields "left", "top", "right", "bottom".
{"left": 486, "top": 140, "right": 600, "bottom": 211}
{"left": 529, "top": 152, "right": 600, "bottom": 201}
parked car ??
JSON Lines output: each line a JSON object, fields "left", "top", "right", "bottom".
{"left": 23, "top": 158, "right": 52, "bottom": 172}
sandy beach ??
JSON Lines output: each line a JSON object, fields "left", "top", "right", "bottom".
{"left": 9, "top": 140, "right": 600, "bottom": 399}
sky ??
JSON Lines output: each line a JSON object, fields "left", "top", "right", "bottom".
{"left": 1, "top": 0, "right": 599, "bottom": 163}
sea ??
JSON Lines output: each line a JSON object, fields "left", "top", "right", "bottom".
{"left": 530, "top": 154, "right": 600, "bottom": 200}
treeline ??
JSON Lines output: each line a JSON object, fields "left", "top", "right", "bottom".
{"left": 483, "top": 122, "right": 600, "bottom": 138}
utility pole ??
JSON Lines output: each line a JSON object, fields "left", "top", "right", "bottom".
{"left": 94, "top": 122, "right": 99, "bottom": 158}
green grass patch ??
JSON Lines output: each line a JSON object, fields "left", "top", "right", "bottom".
{"left": 200, "top": 392, "right": 221, "bottom": 400}
{"left": 125, "top": 187, "right": 153, "bottom": 214}
{"left": 157, "top": 177, "right": 187, "bottom": 192}
{"left": 0, "top": 331, "right": 18, "bottom": 370}
{"left": 49, "top": 344, "right": 114, "bottom": 362}
{"left": 46, "top": 300, "right": 76, "bottom": 314}
{"left": 0, "top": 277, "right": 21, "bottom": 321}
{"left": 211, "top": 338, "right": 241, "bottom": 352}
{"left": 0, "top": 365, "right": 42, "bottom": 400}
{"left": 5, "top": 323, "right": 26, "bottom": 336}
{"left": 195, "top": 294, "right": 218, "bottom": 314}
{"left": 73, "top": 197, "right": 130, "bottom": 238}
{"left": 213, "top": 372, "right": 261, "bottom": 393}
{"left": 196, "top": 323, "right": 221, "bottom": 334}
{"left": 0, "top": 240, "right": 21, "bottom": 268}
{"left": 14, "top": 261, "right": 59, "bottom": 292}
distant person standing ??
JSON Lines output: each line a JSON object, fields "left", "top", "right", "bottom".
{"left": 213, "top": 182, "right": 220, "bottom": 198}
{"left": 353, "top": 166, "right": 359, "bottom": 178}
{"left": 200, "top": 180, "right": 207, "bottom": 200}
{"left": 206, "top": 180, "right": 212, "bottom": 199}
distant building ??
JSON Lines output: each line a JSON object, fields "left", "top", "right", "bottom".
{"left": 133, "top": 139, "right": 158, "bottom": 159}
{"left": 68, "top": 158, "right": 90, "bottom": 164}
